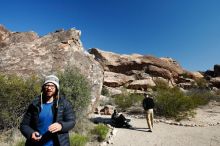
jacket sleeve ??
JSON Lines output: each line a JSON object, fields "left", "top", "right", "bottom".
{"left": 59, "top": 100, "right": 76, "bottom": 133}
{"left": 152, "top": 99, "right": 155, "bottom": 108}
{"left": 20, "top": 104, "right": 35, "bottom": 140}
{"left": 142, "top": 99, "right": 146, "bottom": 110}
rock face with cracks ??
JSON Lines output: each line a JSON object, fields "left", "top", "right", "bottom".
{"left": 89, "top": 48, "right": 186, "bottom": 90}
{"left": 0, "top": 25, "right": 103, "bottom": 108}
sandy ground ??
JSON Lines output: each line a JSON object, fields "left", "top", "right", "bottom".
{"left": 102, "top": 101, "right": 220, "bottom": 146}
{"left": 110, "top": 119, "right": 220, "bottom": 146}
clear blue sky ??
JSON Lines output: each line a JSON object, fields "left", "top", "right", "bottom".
{"left": 1, "top": 0, "right": 219, "bottom": 71}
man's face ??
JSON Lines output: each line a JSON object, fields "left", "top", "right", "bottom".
{"left": 43, "top": 83, "right": 56, "bottom": 97}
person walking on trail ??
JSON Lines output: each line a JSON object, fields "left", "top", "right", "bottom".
{"left": 142, "top": 93, "right": 155, "bottom": 132}
{"left": 20, "top": 75, "right": 75, "bottom": 146}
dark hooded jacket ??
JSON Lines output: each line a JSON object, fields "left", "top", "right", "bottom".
{"left": 20, "top": 96, "right": 75, "bottom": 146}
{"left": 142, "top": 96, "right": 155, "bottom": 110}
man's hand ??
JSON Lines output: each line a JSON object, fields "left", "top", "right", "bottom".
{"left": 48, "top": 122, "right": 62, "bottom": 133}
{"left": 31, "top": 132, "right": 41, "bottom": 141}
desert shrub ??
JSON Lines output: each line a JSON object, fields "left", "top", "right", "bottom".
{"left": 113, "top": 91, "right": 143, "bottom": 111}
{"left": 155, "top": 85, "right": 212, "bottom": 120}
{"left": 73, "top": 117, "right": 95, "bottom": 136}
{"left": 58, "top": 68, "right": 91, "bottom": 114}
{"left": 0, "top": 68, "right": 91, "bottom": 132}
{"left": 70, "top": 133, "right": 88, "bottom": 146}
{"left": 14, "top": 139, "right": 25, "bottom": 146}
{"left": 187, "top": 89, "right": 211, "bottom": 106}
{"left": 58, "top": 68, "right": 91, "bottom": 133}
{"left": 213, "top": 89, "right": 220, "bottom": 102}
{"left": 179, "top": 72, "right": 194, "bottom": 78}
{"left": 215, "top": 89, "right": 220, "bottom": 96}
{"left": 0, "top": 74, "right": 41, "bottom": 130}
{"left": 153, "top": 78, "right": 170, "bottom": 91}
{"left": 155, "top": 86, "right": 196, "bottom": 120}
{"left": 194, "top": 78, "right": 208, "bottom": 89}
{"left": 101, "top": 86, "right": 109, "bottom": 96}
{"left": 113, "top": 93, "right": 133, "bottom": 110}
{"left": 91, "top": 124, "right": 109, "bottom": 142}
{"left": 99, "top": 97, "right": 114, "bottom": 106}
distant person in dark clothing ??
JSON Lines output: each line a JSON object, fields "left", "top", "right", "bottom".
{"left": 142, "top": 93, "right": 155, "bottom": 132}
{"left": 111, "top": 109, "right": 131, "bottom": 128}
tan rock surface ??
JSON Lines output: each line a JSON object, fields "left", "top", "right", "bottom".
{"left": 0, "top": 25, "right": 103, "bottom": 108}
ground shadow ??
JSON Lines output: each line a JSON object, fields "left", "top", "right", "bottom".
{"left": 90, "top": 117, "right": 133, "bottom": 129}
{"left": 129, "top": 127, "right": 150, "bottom": 132}
{"left": 90, "top": 117, "right": 152, "bottom": 132}
{"left": 90, "top": 117, "right": 112, "bottom": 124}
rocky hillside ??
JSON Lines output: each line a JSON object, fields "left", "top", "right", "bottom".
{"left": 204, "top": 65, "right": 220, "bottom": 88}
{"left": 0, "top": 24, "right": 219, "bottom": 108}
{"left": 0, "top": 25, "right": 103, "bottom": 108}
{"left": 89, "top": 48, "right": 220, "bottom": 95}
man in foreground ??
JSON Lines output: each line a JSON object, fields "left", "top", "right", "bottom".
{"left": 20, "top": 75, "right": 75, "bottom": 146}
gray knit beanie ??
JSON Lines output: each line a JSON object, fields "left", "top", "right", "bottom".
{"left": 43, "top": 75, "right": 59, "bottom": 89}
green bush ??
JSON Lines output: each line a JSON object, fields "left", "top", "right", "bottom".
{"left": 70, "top": 133, "right": 88, "bottom": 146}
{"left": 213, "top": 89, "right": 220, "bottom": 102}
{"left": 14, "top": 139, "right": 25, "bottom": 146}
{"left": 58, "top": 68, "right": 91, "bottom": 133}
{"left": 101, "top": 86, "right": 109, "bottom": 96}
{"left": 91, "top": 124, "right": 109, "bottom": 142}
{"left": 0, "top": 68, "right": 91, "bottom": 132}
{"left": 155, "top": 87, "right": 194, "bottom": 119}
{"left": 194, "top": 78, "right": 208, "bottom": 89}
{"left": 113, "top": 93, "right": 132, "bottom": 110}
{"left": 132, "top": 93, "right": 145, "bottom": 104}
{"left": 155, "top": 85, "right": 212, "bottom": 120}
{"left": 113, "top": 91, "right": 143, "bottom": 111}
{"left": 0, "top": 74, "right": 41, "bottom": 130}
{"left": 58, "top": 68, "right": 91, "bottom": 114}
{"left": 153, "top": 78, "right": 170, "bottom": 91}
{"left": 187, "top": 89, "right": 211, "bottom": 106}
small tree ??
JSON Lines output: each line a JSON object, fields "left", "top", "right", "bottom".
{"left": 0, "top": 74, "right": 41, "bottom": 130}
{"left": 58, "top": 68, "right": 91, "bottom": 114}
{"left": 58, "top": 68, "right": 91, "bottom": 133}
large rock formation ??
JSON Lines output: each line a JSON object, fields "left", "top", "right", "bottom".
{"left": 89, "top": 48, "right": 220, "bottom": 91}
{"left": 0, "top": 25, "right": 103, "bottom": 108}
{"left": 214, "top": 64, "right": 220, "bottom": 77}
{"left": 89, "top": 48, "right": 187, "bottom": 91}
{"left": 203, "top": 64, "right": 220, "bottom": 88}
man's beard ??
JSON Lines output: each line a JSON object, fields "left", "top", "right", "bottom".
{"left": 43, "top": 90, "right": 56, "bottom": 102}
{"left": 46, "top": 91, "right": 56, "bottom": 97}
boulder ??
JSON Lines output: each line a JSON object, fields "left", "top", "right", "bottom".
{"left": 100, "top": 105, "right": 114, "bottom": 115}
{"left": 89, "top": 48, "right": 187, "bottom": 91}
{"left": 0, "top": 25, "right": 103, "bottom": 109}
{"left": 88, "top": 48, "right": 185, "bottom": 79}
{"left": 104, "top": 71, "right": 135, "bottom": 87}
{"left": 178, "top": 82, "right": 194, "bottom": 89}
{"left": 191, "top": 72, "right": 204, "bottom": 79}
{"left": 210, "top": 77, "right": 220, "bottom": 88}
{"left": 145, "top": 65, "right": 173, "bottom": 81}
{"left": 104, "top": 86, "right": 122, "bottom": 96}
{"left": 214, "top": 64, "right": 220, "bottom": 77}
{"left": 127, "top": 78, "right": 156, "bottom": 90}
{"left": 204, "top": 70, "right": 215, "bottom": 78}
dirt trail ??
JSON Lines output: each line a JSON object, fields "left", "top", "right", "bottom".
{"left": 106, "top": 101, "right": 220, "bottom": 146}
{"left": 110, "top": 118, "right": 220, "bottom": 146}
